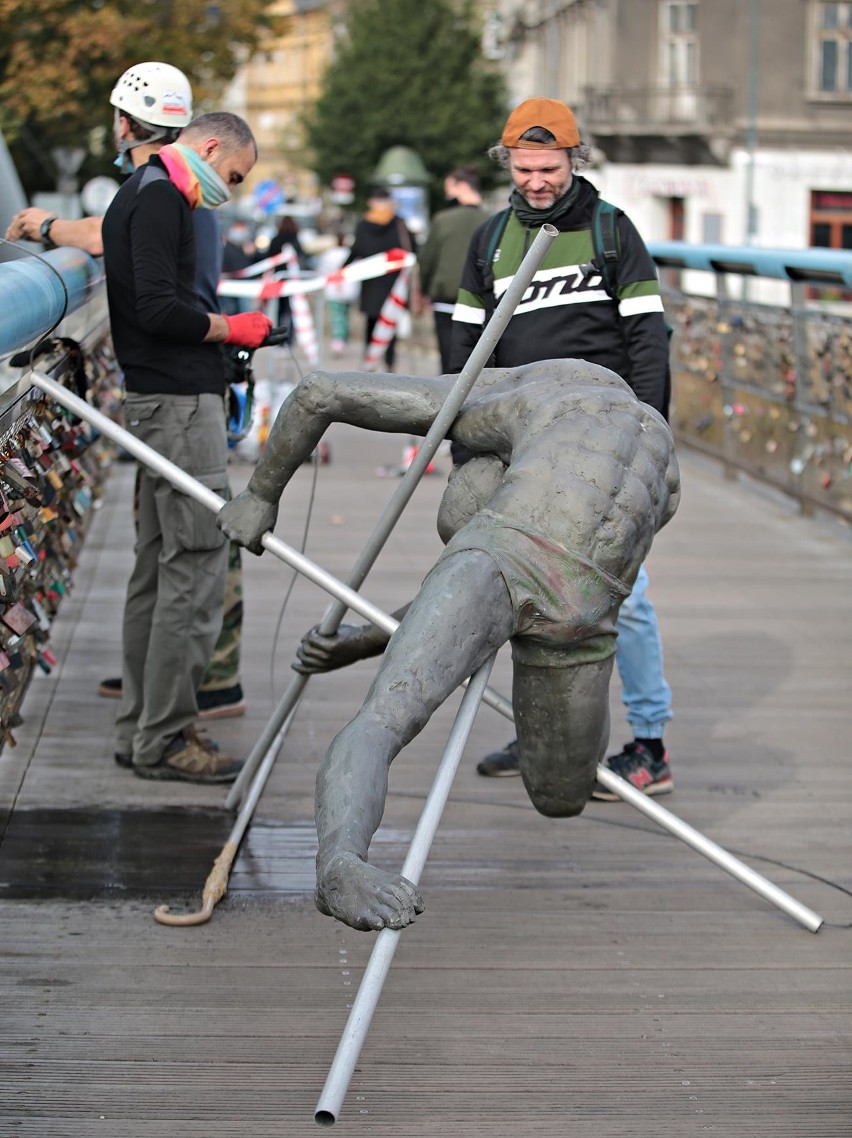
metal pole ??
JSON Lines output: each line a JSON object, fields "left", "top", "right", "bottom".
{"left": 29, "top": 368, "right": 824, "bottom": 935}
{"left": 314, "top": 657, "right": 496, "bottom": 1127}
{"left": 593, "top": 766, "right": 822, "bottom": 932}
{"left": 225, "top": 222, "right": 559, "bottom": 809}
{"left": 742, "top": 0, "right": 761, "bottom": 303}
{"left": 29, "top": 370, "right": 398, "bottom": 635}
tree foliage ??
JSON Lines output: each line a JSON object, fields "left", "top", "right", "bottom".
{"left": 303, "top": 0, "right": 508, "bottom": 210}
{"left": 0, "top": 0, "right": 283, "bottom": 194}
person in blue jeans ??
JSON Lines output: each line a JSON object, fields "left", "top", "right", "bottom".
{"left": 592, "top": 565, "right": 672, "bottom": 798}
{"left": 450, "top": 96, "right": 675, "bottom": 796}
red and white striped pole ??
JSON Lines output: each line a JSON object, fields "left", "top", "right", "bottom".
{"left": 284, "top": 247, "right": 319, "bottom": 367}
{"left": 363, "top": 267, "right": 410, "bottom": 371}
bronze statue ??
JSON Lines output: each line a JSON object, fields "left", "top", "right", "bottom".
{"left": 217, "top": 360, "right": 680, "bottom": 932}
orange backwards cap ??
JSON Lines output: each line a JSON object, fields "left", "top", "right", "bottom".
{"left": 501, "top": 97, "right": 580, "bottom": 149}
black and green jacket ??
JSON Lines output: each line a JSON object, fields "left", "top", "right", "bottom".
{"left": 449, "top": 176, "right": 669, "bottom": 416}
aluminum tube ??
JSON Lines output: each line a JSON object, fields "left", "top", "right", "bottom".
{"left": 594, "top": 766, "right": 823, "bottom": 932}
{"left": 31, "top": 369, "right": 824, "bottom": 934}
{"left": 30, "top": 370, "right": 399, "bottom": 634}
{"left": 227, "top": 708, "right": 297, "bottom": 848}
{"left": 224, "top": 672, "right": 309, "bottom": 810}
{"left": 226, "top": 223, "right": 559, "bottom": 808}
{"left": 314, "top": 657, "right": 495, "bottom": 1127}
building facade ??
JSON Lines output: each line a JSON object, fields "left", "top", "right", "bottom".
{"left": 226, "top": 0, "right": 347, "bottom": 203}
{"left": 229, "top": 0, "right": 852, "bottom": 261}
{"left": 480, "top": 0, "right": 852, "bottom": 257}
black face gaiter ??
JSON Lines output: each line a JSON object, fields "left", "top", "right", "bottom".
{"left": 509, "top": 176, "right": 580, "bottom": 227}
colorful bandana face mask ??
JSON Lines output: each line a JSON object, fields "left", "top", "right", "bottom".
{"left": 157, "top": 142, "right": 231, "bottom": 209}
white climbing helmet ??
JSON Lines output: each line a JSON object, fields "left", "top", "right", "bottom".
{"left": 110, "top": 62, "right": 193, "bottom": 128}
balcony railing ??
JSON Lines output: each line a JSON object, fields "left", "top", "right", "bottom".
{"left": 583, "top": 85, "right": 735, "bottom": 134}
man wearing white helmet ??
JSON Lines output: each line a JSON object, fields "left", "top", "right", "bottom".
{"left": 6, "top": 61, "right": 193, "bottom": 253}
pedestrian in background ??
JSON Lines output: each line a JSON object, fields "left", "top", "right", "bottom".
{"left": 266, "top": 215, "right": 308, "bottom": 333}
{"left": 344, "top": 188, "right": 416, "bottom": 370}
{"left": 417, "top": 165, "right": 490, "bottom": 372}
{"left": 315, "top": 232, "right": 358, "bottom": 356}
{"left": 221, "top": 221, "right": 257, "bottom": 316}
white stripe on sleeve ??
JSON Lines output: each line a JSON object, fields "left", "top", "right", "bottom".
{"left": 452, "top": 302, "right": 486, "bottom": 325}
{"left": 619, "top": 294, "right": 665, "bottom": 318}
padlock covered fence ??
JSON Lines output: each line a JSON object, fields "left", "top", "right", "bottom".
{"left": 0, "top": 247, "right": 116, "bottom": 749}
{"left": 650, "top": 241, "right": 852, "bottom": 520}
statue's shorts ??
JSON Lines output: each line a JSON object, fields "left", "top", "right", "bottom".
{"left": 433, "top": 510, "right": 631, "bottom": 669}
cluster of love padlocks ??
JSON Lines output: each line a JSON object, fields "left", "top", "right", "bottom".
{"left": 0, "top": 344, "right": 118, "bottom": 749}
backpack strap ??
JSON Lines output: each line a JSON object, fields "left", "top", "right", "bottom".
{"left": 590, "top": 198, "right": 621, "bottom": 300}
{"left": 476, "top": 207, "right": 512, "bottom": 294}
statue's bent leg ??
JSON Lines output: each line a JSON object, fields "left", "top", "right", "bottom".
{"left": 315, "top": 550, "right": 514, "bottom": 931}
{"left": 512, "top": 656, "right": 614, "bottom": 817}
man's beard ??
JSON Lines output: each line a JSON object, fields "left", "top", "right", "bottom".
{"left": 522, "top": 182, "right": 569, "bottom": 209}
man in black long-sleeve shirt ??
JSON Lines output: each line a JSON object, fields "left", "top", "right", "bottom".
{"left": 102, "top": 110, "right": 270, "bottom": 783}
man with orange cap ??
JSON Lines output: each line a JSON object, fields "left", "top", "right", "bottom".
{"left": 450, "top": 97, "right": 675, "bottom": 798}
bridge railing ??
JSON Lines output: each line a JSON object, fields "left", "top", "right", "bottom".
{"left": 1, "top": 241, "right": 851, "bottom": 522}
{"left": 0, "top": 246, "right": 116, "bottom": 750}
{"left": 650, "top": 241, "right": 852, "bottom": 522}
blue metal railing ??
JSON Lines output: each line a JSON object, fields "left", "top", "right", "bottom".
{"left": 0, "top": 247, "right": 104, "bottom": 360}
{"left": 648, "top": 241, "right": 852, "bottom": 288}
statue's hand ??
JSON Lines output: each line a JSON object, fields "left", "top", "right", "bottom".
{"left": 216, "top": 489, "right": 278, "bottom": 556}
{"left": 293, "top": 623, "right": 372, "bottom": 674}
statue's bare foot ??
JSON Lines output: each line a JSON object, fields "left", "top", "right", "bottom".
{"left": 315, "top": 852, "right": 424, "bottom": 932}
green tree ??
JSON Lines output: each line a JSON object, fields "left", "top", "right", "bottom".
{"left": 0, "top": 0, "right": 283, "bottom": 195}
{"left": 303, "top": 0, "right": 508, "bottom": 210}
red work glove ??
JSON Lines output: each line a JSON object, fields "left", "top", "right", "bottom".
{"left": 223, "top": 311, "right": 273, "bottom": 348}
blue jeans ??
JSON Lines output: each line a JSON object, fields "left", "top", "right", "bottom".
{"left": 614, "top": 564, "right": 672, "bottom": 739}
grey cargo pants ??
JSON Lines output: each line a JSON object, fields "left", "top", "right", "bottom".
{"left": 115, "top": 392, "right": 229, "bottom": 767}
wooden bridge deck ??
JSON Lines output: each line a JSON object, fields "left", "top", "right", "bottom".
{"left": 1, "top": 341, "right": 850, "bottom": 1136}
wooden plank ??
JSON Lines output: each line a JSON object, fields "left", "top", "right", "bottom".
{"left": 1, "top": 360, "right": 851, "bottom": 1136}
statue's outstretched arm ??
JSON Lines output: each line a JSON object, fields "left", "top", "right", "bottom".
{"left": 218, "top": 369, "right": 451, "bottom": 553}
{"left": 253, "top": 370, "right": 452, "bottom": 500}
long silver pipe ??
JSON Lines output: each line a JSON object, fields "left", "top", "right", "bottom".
{"left": 225, "top": 222, "right": 559, "bottom": 809}
{"left": 314, "top": 656, "right": 496, "bottom": 1127}
{"left": 29, "top": 368, "right": 824, "bottom": 935}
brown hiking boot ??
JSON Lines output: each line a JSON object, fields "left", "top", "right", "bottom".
{"left": 133, "top": 728, "right": 244, "bottom": 784}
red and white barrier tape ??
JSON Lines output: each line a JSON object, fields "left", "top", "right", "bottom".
{"left": 223, "top": 245, "right": 295, "bottom": 279}
{"left": 217, "top": 248, "right": 415, "bottom": 300}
